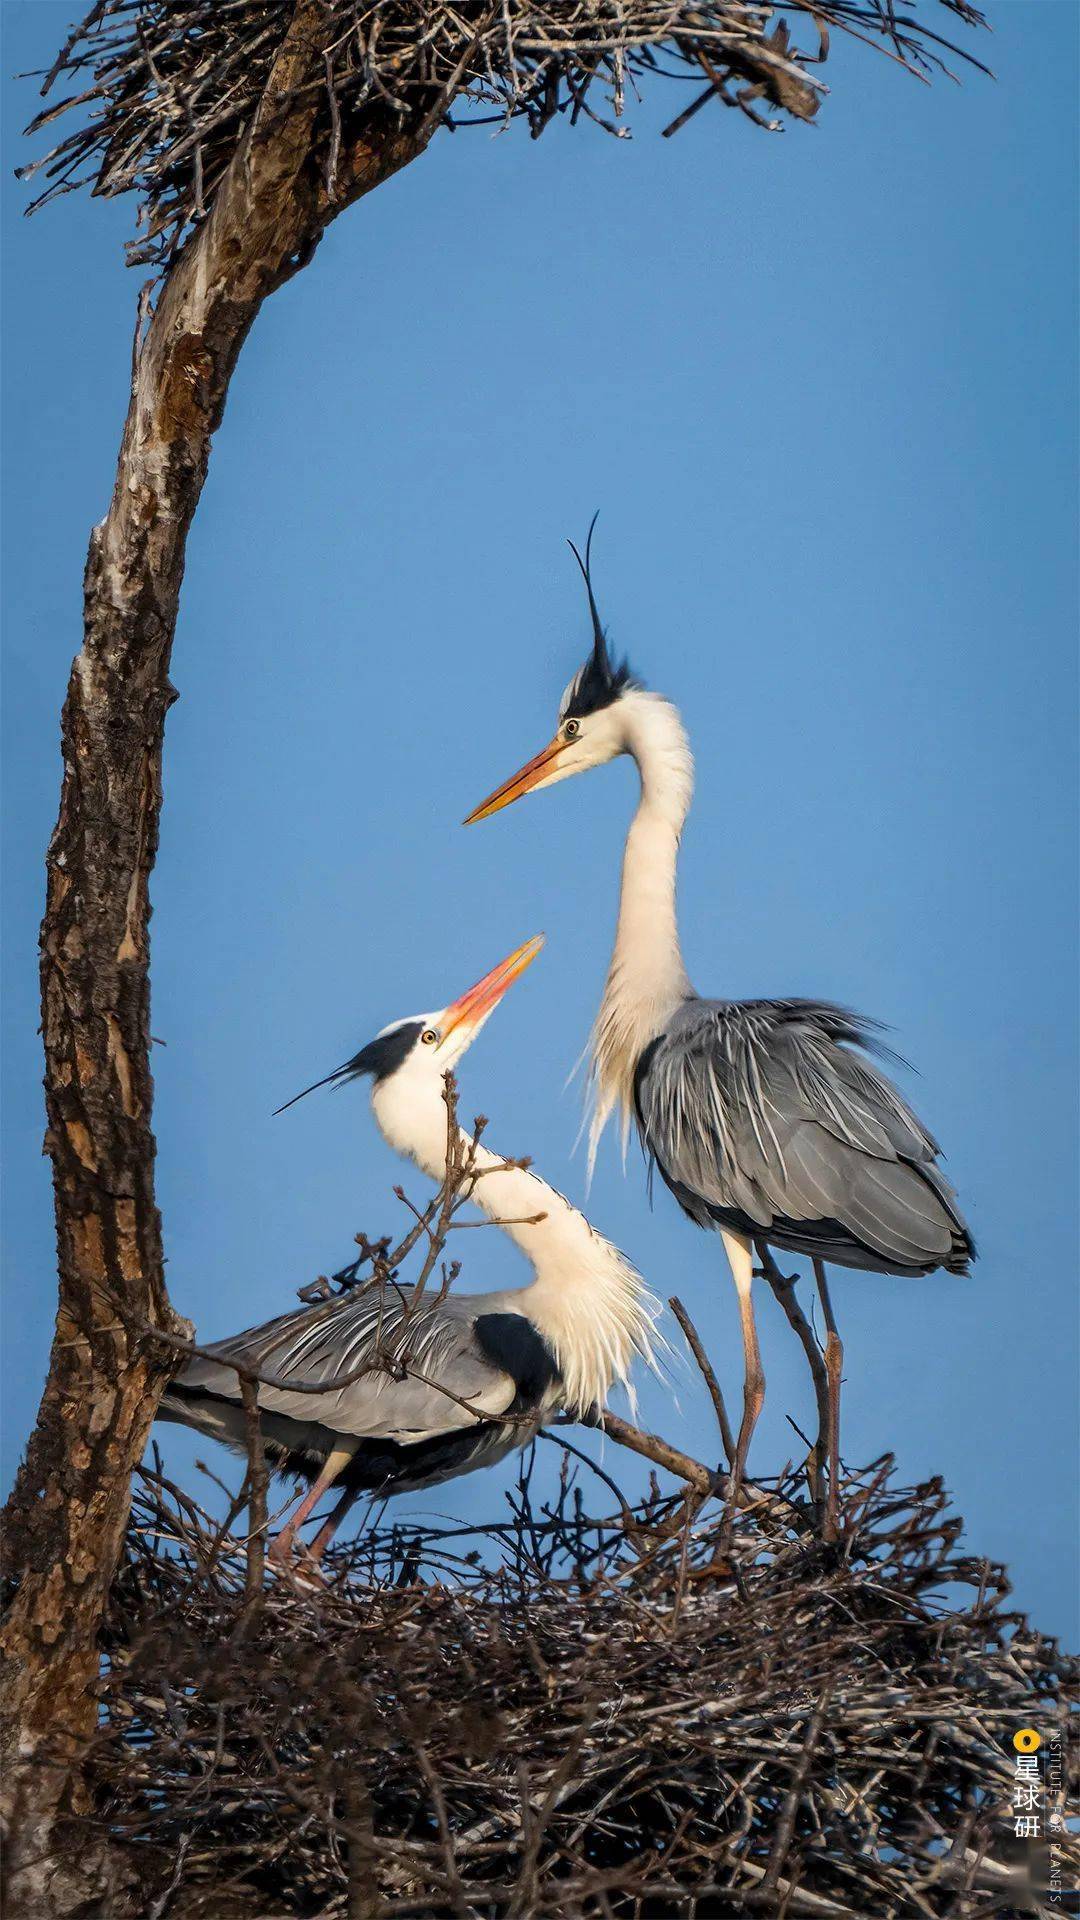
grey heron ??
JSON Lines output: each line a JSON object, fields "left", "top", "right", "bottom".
{"left": 160, "top": 936, "right": 660, "bottom": 1568}
{"left": 465, "top": 528, "right": 974, "bottom": 1534}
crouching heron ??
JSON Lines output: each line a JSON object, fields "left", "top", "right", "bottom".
{"left": 159, "top": 936, "right": 660, "bottom": 1568}
{"left": 465, "top": 526, "right": 974, "bottom": 1536}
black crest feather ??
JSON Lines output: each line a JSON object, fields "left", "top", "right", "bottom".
{"left": 563, "top": 514, "right": 638, "bottom": 719}
{"left": 274, "top": 1021, "right": 424, "bottom": 1115}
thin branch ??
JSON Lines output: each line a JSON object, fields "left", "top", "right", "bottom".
{"left": 670, "top": 1293, "right": 736, "bottom": 1468}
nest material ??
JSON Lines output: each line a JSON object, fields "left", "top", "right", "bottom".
{"left": 21, "top": 0, "right": 989, "bottom": 264}
{"left": 90, "top": 1450, "right": 1077, "bottom": 1917}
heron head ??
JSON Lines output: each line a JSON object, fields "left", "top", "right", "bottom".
{"left": 273, "top": 936, "right": 544, "bottom": 1115}
{"left": 463, "top": 516, "right": 638, "bottom": 824}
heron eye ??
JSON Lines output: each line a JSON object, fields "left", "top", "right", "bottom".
{"left": 420, "top": 1029, "right": 439, "bottom": 1046}
{"left": 564, "top": 718, "right": 581, "bottom": 739}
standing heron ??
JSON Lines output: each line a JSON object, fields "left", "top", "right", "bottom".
{"left": 465, "top": 528, "right": 974, "bottom": 1533}
{"left": 160, "top": 936, "right": 660, "bottom": 1567}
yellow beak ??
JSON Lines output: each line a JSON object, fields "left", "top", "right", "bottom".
{"left": 463, "top": 737, "right": 566, "bottom": 825}
{"left": 439, "top": 935, "right": 545, "bottom": 1042}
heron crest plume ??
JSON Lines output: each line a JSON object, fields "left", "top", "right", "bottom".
{"left": 562, "top": 515, "right": 638, "bottom": 721}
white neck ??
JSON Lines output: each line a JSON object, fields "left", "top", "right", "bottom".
{"left": 588, "top": 690, "right": 694, "bottom": 1168}
{"left": 371, "top": 1075, "right": 660, "bottom": 1415}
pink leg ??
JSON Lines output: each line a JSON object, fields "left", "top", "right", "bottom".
{"left": 721, "top": 1231, "right": 764, "bottom": 1524}
{"left": 306, "top": 1484, "right": 361, "bottom": 1563}
{"left": 757, "top": 1240, "right": 830, "bottom": 1526}
{"left": 269, "top": 1444, "right": 356, "bottom": 1567}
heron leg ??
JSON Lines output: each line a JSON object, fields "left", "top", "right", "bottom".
{"left": 306, "top": 1483, "right": 362, "bottom": 1565}
{"left": 269, "top": 1443, "right": 357, "bottom": 1568}
{"left": 813, "top": 1258, "right": 843, "bottom": 1541}
{"left": 722, "top": 1230, "right": 764, "bottom": 1522}
{"left": 755, "top": 1241, "right": 831, "bottom": 1529}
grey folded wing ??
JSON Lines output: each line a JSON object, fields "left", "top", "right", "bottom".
{"left": 173, "top": 1285, "right": 529, "bottom": 1446}
{"left": 634, "top": 998, "right": 973, "bottom": 1275}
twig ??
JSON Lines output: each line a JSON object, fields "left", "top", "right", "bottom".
{"left": 670, "top": 1293, "right": 736, "bottom": 1468}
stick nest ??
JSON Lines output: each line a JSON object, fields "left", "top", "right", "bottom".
{"left": 21, "top": 0, "right": 988, "bottom": 264}
{"left": 86, "top": 1450, "right": 1076, "bottom": 1917}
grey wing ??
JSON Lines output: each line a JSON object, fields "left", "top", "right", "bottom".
{"left": 173, "top": 1286, "right": 523, "bottom": 1445}
{"left": 635, "top": 999, "right": 973, "bottom": 1276}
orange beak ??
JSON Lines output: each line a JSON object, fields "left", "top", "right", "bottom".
{"left": 440, "top": 935, "right": 545, "bottom": 1043}
{"left": 463, "top": 738, "right": 566, "bottom": 825}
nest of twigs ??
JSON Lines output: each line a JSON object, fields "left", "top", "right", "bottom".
{"left": 90, "top": 1447, "right": 1076, "bottom": 1917}
{"left": 20, "top": 0, "right": 989, "bottom": 263}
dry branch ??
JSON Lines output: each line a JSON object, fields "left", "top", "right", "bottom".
{"left": 21, "top": 0, "right": 990, "bottom": 266}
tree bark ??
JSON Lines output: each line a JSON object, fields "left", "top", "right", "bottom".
{"left": 1, "top": 7, "right": 432, "bottom": 1910}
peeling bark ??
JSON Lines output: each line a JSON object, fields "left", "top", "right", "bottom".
{"left": 1, "top": 6, "right": 432, "bottom": 1909}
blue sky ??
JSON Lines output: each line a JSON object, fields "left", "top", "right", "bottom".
{"left": 3, "top": 2, "right": 1076, "bottom": 1637}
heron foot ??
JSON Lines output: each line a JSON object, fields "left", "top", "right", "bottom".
{"left": 267, "top": 1528, "right": 296, "bottom": 1568}
{"left": 268, "top": 1529, "right": 329, "bottom": 1591}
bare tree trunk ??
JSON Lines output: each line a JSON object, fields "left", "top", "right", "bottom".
{"left": 0, "top": 8, "right": 431, "bottom": 1910}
